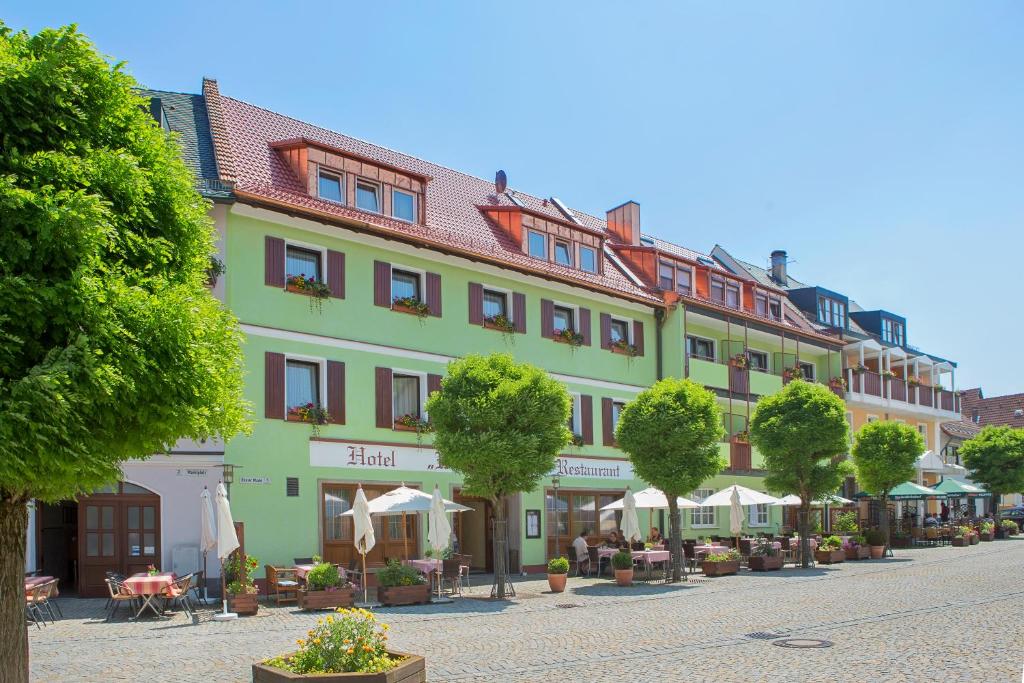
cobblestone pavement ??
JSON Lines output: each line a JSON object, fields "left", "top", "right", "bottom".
{"left": 29, "top": 541, "right": 1024, "bottom": 682}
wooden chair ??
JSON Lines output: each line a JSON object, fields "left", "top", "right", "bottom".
{"left": 265, "top": 565, "right": 299, "bottom": 605}
{"left": 104, "top": 578, "right": 139, "bottom": 622}
{"left": 925, "top": 528, "right": 939, "bottom": 547}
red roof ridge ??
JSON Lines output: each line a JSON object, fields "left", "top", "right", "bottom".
{"left": 202, "top": 78, "right": 236, "bottom": 183}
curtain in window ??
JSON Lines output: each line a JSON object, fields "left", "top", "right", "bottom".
{"left": 546, "top": 493, "right": 569, "bottom": 537}
{"left": 392, "top": 375, "right": 420, "bottom": 419}
{"left": 324, "top": 489, "right": 352, "bottom": 541}
{"left": 286, "top": 362, "right": 318, "bottom": 410}
{"left": 286, "top": 248, "right": 320, "bottom": 279}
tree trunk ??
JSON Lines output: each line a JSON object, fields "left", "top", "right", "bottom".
{"left": 879, "top": 493, "right": 890, "bottom": 551}
{"left": 1, "top": 495, "right": 29, "bottom": 683}
{"left": 798, "top": 503, "right": 810, "bottom": 568}
{"left": 667, "top": 497, "right": 682, "bottom": 583}
{"left": 491, "top": 496, "right": 507, "bottom": 599}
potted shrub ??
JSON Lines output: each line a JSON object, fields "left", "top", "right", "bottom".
{"left": 814, "top": 535, "right": 845, "bottom": 564}
{"left": 864, "top": 529, "right": 886, "bottom": 559}
{"left": 611, "top": 550, "right": 634, "bottom": 586}
{"left": 298, "top": 561, "right": 355, "bottom": 611}
{"left": 546, "top": 556, "right": 569, "bottom": 593}
{"left": 747, "top": 538, "right": 783, "bottom": 571}
{"left": 999, "top": 519, "right": 1019, "bottom": 537}
{"left": 952, "top": 526, "right": 970, "bottom": 547}
{"left": 254, "top": 607, "right": 426, "bottom": 682}
{"left": 979, "top": 521, "right": 995, "bottom": 542}
{"left": 701, "top": 549, "right": 741, "bottom": 577}
{"left": 376, "top": 560, "right": 429, "bottom": 606}
{"left": 843, "top": 536, "right": 870, "bottom": 560}
{"left": 225, "top": 553, "right": 260, "bottom": 616}
{"left": 968, "top": 527, "right": 980, "bottom": 545}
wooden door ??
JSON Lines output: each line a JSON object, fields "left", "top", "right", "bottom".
{"left": 80, "top": 500, "right": 118, "bottom": 597}
{"left": 77, "top": 483, "right": 161, "bottom": 597}
{"left": 322, "top": 484, "right": 419, "bottom": 569}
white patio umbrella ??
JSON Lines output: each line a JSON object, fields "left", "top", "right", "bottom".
{"left": 213, "top": 482, "right": 239, "bottom": 620}
{"left": 199, "top": 487, "right": 217, "bottom": 603}
{"left": 621, "top": 489, "right": 643, "bottom": 544}
{"left": 427, "top": 486, "right": 453, "bottom": 600}
{"left": 351, "top": 486, "right": 375, "bottom": 605}
{"left": 773, "top": 494, "right": 802, "bottom": 507}
{"left": 728, "top": 488, "right": 744, "bottom": 545}
{"left": 340, "top": 485, "right": 470, "bottom": 559}
{"left": 600, "top": 487, "right": 700, "bottom": 542}
{"left": 700, "top": 485, "right": 780, "bottom": 547}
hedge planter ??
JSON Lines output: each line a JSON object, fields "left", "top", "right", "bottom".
{"left": 297, "top": 588, "right": 355, "bottom": 611}
{"left": 980, "top": 532, "right": 994, "bottom": 542}
{"left": 252, "top": 650, "right": 426, "bottom": 683}
{"left": 377, "top": 584, "right": 430, "bottom": 607}
{"left": 701, "top": 560, "right": 740, "bottom": 577}
{"left": 747, "top": 556, "right": 783, "bottom": 571}
{"left": 952, "top": 536, "right": 968, "bottom": 547}
{"left": 814, "top": 550, "right": 845, "bottom": 564}
{"left": 845, "top": 546, "right": 871, "bottom": 561}
{"left": 228, "top": 592, "right": 259, "bottom": 616}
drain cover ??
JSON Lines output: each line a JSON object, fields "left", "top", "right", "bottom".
{"left": 772, "top": 638, "right": 833, "bottom": 649}
{"left": 745, "top": 632, "right": 782, "bottom": 640}
{"left": 555, "top": 603, "right": 580, "bottom": 609}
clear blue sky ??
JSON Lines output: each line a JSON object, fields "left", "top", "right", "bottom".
{"left": 8, "top": 2, "right": 1022, "bottom": 395}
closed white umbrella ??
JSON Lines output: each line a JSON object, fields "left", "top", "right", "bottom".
{"left": 729, "top": 488, "right": 744, "bottom": 542}
{"left": 427, "top": 486, "right": 452, "bottom": 600}
{"left": 199, "top": 487, "right": 217, "bottom": 603}
{"left": 621, "top": 489, "right": 643, "bottom": 544}
{"left": 352, "top": 486, "right": 375, "bottom": 604}
{"left": 213, "top": 482, "right": 239, "bottom": 620}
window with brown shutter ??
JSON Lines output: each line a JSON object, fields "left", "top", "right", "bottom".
{"left": 633, "top": 320, "right": 645, "bottom": 356}
{"left": 326, "top": 250, "right": 345, "bottom": 299}
{"left": 513, "top": 293, "right": 527, "bottom": 333}
{"left": 599, "top": 313, "right": 612, "bottom": 350}
{"left": 427, "top": 374, "right": 442, "bottom": 397}
{"left": 580, "top": 395, "right": 593, "bottom": 445}
{"left": 579, "top": 308, "right": 591, "bottom": 346}
{"left": 425, "top": 273, "right": 442, "bottom": 317}
{"left": 540, "top": 299, "right": 554, "bottom": 338}
{"left": 601, "top": 397, "right": 615, "bottom": 446}
{"left": 265, "top": 237, "right": 285, "bottom": 287}
{"left": 375, "top": 367, "right": 393, "bottom": 428}
{"left": 326, "top": 360, "right": 345, "bottom": 424}
{"left": 468, "top": 283, "right": 484, "bottom": 325}
{"left": 265, "top": 352, "right": 285, "bottom": 419}
{"left": 373, "top": 261, "right": 391, "bottom": 307}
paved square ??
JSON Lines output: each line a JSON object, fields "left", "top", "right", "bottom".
{"left": 29, "top": 541, "right": 1024, "bottom": 682}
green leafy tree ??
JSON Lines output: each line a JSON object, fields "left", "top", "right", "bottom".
{"left": 961, "top": 426, "right": 1024, "bottom": 519}
{"left": 426, "top": 353, "right": 570, "bottom": 598}
{"left": 615, "top": 378, "right": 724, "bottom": 582}
{"left": 749, "top": 380, "right": 849, "bottom": 567}
{"left": 0, "top": 24, "right": 249, "bottom": 678}
{"left": 851, "top": 420, "right": 923, "bottom": 547}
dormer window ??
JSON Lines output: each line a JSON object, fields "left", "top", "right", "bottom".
{"left": 356, "top": 180, "right": 380, "bottom": 213}
{"left": 318, "top": 171, "right": 343, "bottom": 204}
{"left": 528, "top": 231, "right": 547, "bottom": 260}
{"left": 882, "top": 318, "right": 904, "bottom": 346}
{"left": 659, "top": 262, "right": 674, "bottom": 289}
{"left": 676, "top": 267, "right": 692, "bottom": 296}
{"left": 755, "top": 293, "right": 783, "bottom": 321}
{"left": 392, "top": 189, "right": 416, "bottom": 222}
{"left": 817, "top": 295, "right": 846, "bottom": 328}
{"left": 554, "top": 240, "right": 572, "bottom": 267}
{"left": 711, "top": 276, "right": 740, "bottom": 309}
{"left": 579, "top": 246, "right": 597, "bottom": 274}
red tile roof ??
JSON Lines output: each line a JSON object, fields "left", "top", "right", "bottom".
{"left": 959, "top": 388, "right": 1024, "bottom": 428}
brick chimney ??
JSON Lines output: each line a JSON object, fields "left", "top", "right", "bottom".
{"left": 606, "top": 201, "right": 641, "bottom": 246}
{"left": 770, "top": 250, "right": 788, "bottom": 285}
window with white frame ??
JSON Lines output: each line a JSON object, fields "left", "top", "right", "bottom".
{"left": 799, "top": 361, "right": 816, "bottom": 381}
{"left": 553, "top": 305, "right": 575, "bottom": 333}
{"left": 391, "top": 189, "right": 416, "bottom": 222}
{"left": 286, "top": 359, "right": 321, "bottom": 413}
{"left": 568, "top": 394, "right": 581, "bottom": 437}
{"left": 285, "top": 244, "right": 322, "bottom": 282}
{"left": 690, "top": 488, "right": 716, "bottom": 526}
{"left": 676, "top": 267, "right": 692, "bottom": 296}
{"left": 918, "top": 423, "right": 928, "bottom": 448}
{"left": 392, "top": 374, "right": 422, "bottom": 421}
{"left": 710, "top": 277, "right": 725, "bottom": 303}
{"left": 391, "top": 269, "right": 421, "bottom": 303}
{"left": 579, "top": 246, "right": 597, "bottom": 273}
{"left": 749, "top": 503, "right": 769, "bottom": 526}
{"left": 611, "top": 400, "right": 626, "bottom": 432}
{"left": 725, "top": 282, "right": 740, "bottom": 309}
{"left": 748, "top": 350, "right": 769, "bottom": 373}
{"left": 554, "top": 240, "right": 572, "bottom": 267}
{"left": 686, "top": 335, "right": 715, "bottom": 361}
{"left": 817, "top": 295, "right": 846, "bottom": 328}
{"left": 609, "top": 318, "right": 630, "bottom": 345}
{"left": 658, "top": 262, "right": 674, "bottom": 290}
{"left": 527, "top": 231, "right": 547, "bottom": 260}
{"left": 882, "top": 318, "right": 904, "bottom": 346}
{"left": 317, "top": 170, "right": 343, "bottom": 204}
{"left": 355, "top": 180, "right": 380, "bottom": 213}
{"left": 483, "top": 288, "right": 508, "bottom": 320}
{"left": 867, "top": 415, "right": 879, "bottom": 423}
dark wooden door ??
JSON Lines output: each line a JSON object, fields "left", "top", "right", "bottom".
{"left": 322, "top": 484, "right": 419, "bottom": 569}
{"left": 77, "top": 483, "right": 161, "bottom": 597}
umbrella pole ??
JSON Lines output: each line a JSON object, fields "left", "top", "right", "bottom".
{"left": 361, "top": 547, "right": 368, "bottom": 605}
{"left": 403, "top": 511, "right": 409, "bottom": 560}
{"left": 202, "top": 550, "right": 209, "bottom": 605}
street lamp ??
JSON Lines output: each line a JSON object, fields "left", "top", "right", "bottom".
{"left": 551, "top": 476, "right": 561, "bottom": 559}
{"left": 221, "top": 463, "right": 241, "bottom": 499}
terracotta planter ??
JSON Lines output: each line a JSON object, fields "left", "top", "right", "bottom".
{"left": 952, "top": 536, "right": 968, "bottom": 547}
{"left": 610, "top": 345, "right": 635, "bottom": 356}
{"left": 482, "top": 319, "right": 513, "bottom": 333}
{"left": 980, "top": 532, "right": 994, "bottom": 542}
{"left": 377, "top": 583, "right": 430, "bottom": 607}
{"left": 845, "top": 546, "right": 870, "bottom": 561}
{"left": 701, "top": 560, "right": 740, "bottom": 577}
{"left": 747, "top": 555, "right": 783, "bottom": 571}
{"left": 252, "top": 650, "right": 425, "bottom": 683}
{"left": 547, "top": 573, "right": 567, "bottom": 593}
{"left": 814, "top": 550, "right": 845, "bottom": 564}
{"left": 614, "top": 569, "right": 633, "bottom": 587}
{"left": 392, "top": 422, "right": 420, "bottom": 432}
{"left": 392, "top": 302, "right": 428, "bottom": 317}
{"left": 228, "top": 592, "right": 259, "bottom": 616}
{"left": 297, "top": 588, "right": 355, "bottom": 611}
{"left": 869, "top": 545, "right": 885, "bottom": 559}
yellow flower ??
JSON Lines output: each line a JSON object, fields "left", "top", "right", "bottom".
{"left": 343, "top": 639, "right": 351, "bottom": 644}
{"left": 381, "top": 624, "right": 390, "bottom": 630}
{"left": 346, "top": 648, "right": 355, "bottom": 655}
{"left": 296, "top": 639, "right": 305, "bottom": 646}
{"left": 326, "top": 616, "right": 334, "bottom": 624}
{"left": 363, "top": 645, "right": 373, "bottom": 652}
{"left": 313, "top": 638, "right": 321, "bottom": 645}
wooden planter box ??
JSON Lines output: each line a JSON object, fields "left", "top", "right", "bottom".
{"left": 747, "top": 555, "right": 783, "bottom": 571}
{"left": 952, "top": 536, "right": 968, "bottom": 547}
{"left": 701, "top": 560, "right": 740, "bottom": 577}
{"left": 377, "top": 584, "right": 430, "bottom": 607}
{"left": 297, "top": 588, "right": 355, "bottom": 611}
{"left": 482, "top": 319, "right": 513, "bottom": 333}
{"left": 814, "top": 550, "right": 845, "bottom": 564}
{"left": 980, "top": 532, "right": 994, "bottom": 542}
{"left": 228, "top": 592, "right": 259, "bottom": 616}
{"left": 252, "top": 650, "right": 425, "bottom": 683}
{"left": 969, "top": 535, "right": 979, "bottom": 545}
{"left": 844, "top": 546, "right": 870, "bottom": 560}
{"left": 392, "top": 422, "right": 420, "bottom": 432}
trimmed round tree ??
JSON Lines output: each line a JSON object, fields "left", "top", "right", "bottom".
{"left": 749, "top": 380, "right": 849, "bottom": 568}
{"left": 615, "top": 378, "right": 724, "bottom": 583}
{"left": 961, "top": 426, "right": 1024, "bottom": 519}
{"left": 851, "top": 420, "right": 923, "bottom": 547}
{"left": 426, "top": 353, "right": 571, "bottom": 598}
{"left": 0, "top": 24, "right": 249, "bottom": 678}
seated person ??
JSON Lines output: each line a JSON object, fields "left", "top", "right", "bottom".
{"left": 604, "top": 530, "right": 620, "bottom": 548}
{"left": 648, "top": 527, "right": 663, "bottom": 544}
{"left": 924, "top": 514, "right": 940, "bottom": 527}
{"left": 571, "top": 530, "right": 591, "bottom": 574}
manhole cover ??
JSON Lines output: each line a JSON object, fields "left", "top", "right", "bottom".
{"left": 745, "top": 632, "right": 782, "bottom": 640}
{"left": 555, "top": 603, "right": 580, "bottom": 609}
{"left": 772, "top": 638, "right": 833, "bottom": 649}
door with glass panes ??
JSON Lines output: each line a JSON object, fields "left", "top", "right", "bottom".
{"left": 321, "top": 484, "right": 418, "bottom": 569}
{"left": 78, "top": 482, "right": 161, "bottom": 597}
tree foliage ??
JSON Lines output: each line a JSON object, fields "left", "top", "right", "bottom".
{"left": 615, "top": 378, "right": 724, "bottom": 581}
{"left": 851, "top": 420, "right": 923, "bottom": 545}
{"left": 961, "top": 426, "right": 1024, "bottom": 503}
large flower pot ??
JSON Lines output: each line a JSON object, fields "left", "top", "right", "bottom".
{"left": 701, "top": 560, "right": 740, "bottom": 577}
{"left": 980, "top": 532, "right": 994, "bottom": 542}
{"left": 228, "top": 592, "right": 259, "bottom": 616}
{"left": 297, "top": 588, "right": 355, "bottom": 611}
{"left": 845, "top": 546, "right": 870, "bottom": 561}
{"left": 747, "top": 556, "right": 783, "bottom": 571}
{"left": 952, "top": 536, "right": 968, "bottom": 547}
{"left": 614, "top": 569, "right": 633, "bottom": 587}
{"left": 377, "top": 584, "right": 430, "bottom": 607}
{"left": 252, "top": 650, "right": 425, "bottom": 683}
{"left": 869, "top": 545, "right": 885, "bottom": 559}
{"left": 814, "top": 550, "right": 845, "bottom": 564}
{"left": 547, "top": 573, "right": 567, "bottom": 593}
{"left": 969, "top": 534, "right": 979, "bottom": 545}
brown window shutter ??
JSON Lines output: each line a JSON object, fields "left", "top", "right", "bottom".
{"left": 633, "top": 320, "right": 645, "bottom": 356}
{"left": 326, "top": 250, "right": 345, "bottom": 299}
{"left": 540, "top": 299, "right": 554, "bottom": 338}
{"left": 579, "top": 308, "right": 591, "bottom": 346}
{"left": 468, "top": 283, "right": 483, "bottom": 325}
{"left": 426, "top": 272, "right": 442, "bottom": 317}
{"left": 427, "top": 373, "right": 442, "bottom": 397}
{"left": 375, "top": 367, "right": 393, "bottom": 428}
{"left": 580, "top": 395, "right": 594, "bottom": 445}
{"left": 326, "top": 361, "right": 345, "bottom": 425}
{"left": 600, "top": 313, "right": 612, "bottom": 350}
{"left": 264, "top": 352, "right": 285, "bottom": 419}
{"left": 265, "top": 236, "right": 285, "bottom": 287}
{"left": 513, "top": 292, "right": 527, "bottom": 333}
{"left": 602, "top": 397, "right": 615, "bottom": 446}
{"left": 373, "top": 261, "right": 391, "bottom": 307}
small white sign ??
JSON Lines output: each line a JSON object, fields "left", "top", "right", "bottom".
{"left": 239, "top": 476, "right": 271, "bottom": 485}
{"left": 176, "top": 468, "right": 208, "bottom": 477}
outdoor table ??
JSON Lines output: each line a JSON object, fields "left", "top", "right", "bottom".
{"left": 596, "top": 548, "right": 671, "bottom": 581}
{"left": 123, "top": 572, "right": 176, "bottom": 619}
{"left": 404, "top": 559, "right": 442, "bottom": 591}
{"left": 294, "top": 564, "right": 316, "bottom": 581}
{"left": 24, "top": 575, "right": 55, "bottom": 596}
{"left": 693, "top": 544, "right": 727, "bottom": 559}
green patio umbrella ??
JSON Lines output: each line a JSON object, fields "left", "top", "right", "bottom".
{"left": 932, "top": 479, "right": 991, "bottom": 497}
{"left": 852, "top": 481, "right": 948, "bottom": 500}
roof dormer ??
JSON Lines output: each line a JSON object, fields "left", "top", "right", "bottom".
{"left": 479, "top": 204, "right": 605, "bottom": 276}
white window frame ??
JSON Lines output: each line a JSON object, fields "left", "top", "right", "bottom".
{"left": 391, "top": 188, "right": 417, "bottom": 223}
{"left": 553, "top": 239, "right": 573, "bottom": 267}
{"left": 578, "top": 244, "right": 598, "bottom": 274}
{"left": 798, "top": 361, "right": 816, "bottom": 381}
{"left": 610, "top": 399, "right": 628, "bottom": 433}
{"left": 284, "top": 239, "right": 328, "bottom": 282}
{"left": 316, "top": 166, "right": 345, "bottom": 205}
{"left": 686, "top": 335, "right": 716, "bottom": 362}
{"left": 481, "top": 284, "right": 513, "bottom": 322}
{"left": 867, "top": 414, "right": 879, "bottom": 423}
{"left": 284, "top": 353, "right": 327, "bottom": 414}
{"left": 608, "top": 315, "right": 633, "bottom": 346}
{"left": 676, "top": 266, "right": 692, "bottom": 296}
{"left": 725, "top": 281, "right": 741, "bottom": 310}
{"left": 391, "top": 368, "right": 429, "bottom": 422}
{"left": 749, "top": 503, "right": 770, "bottom": 527}
{"left": 355, "top": 178, "right": 382, "bottom": 214}
{"left": 551, "top": 300, "right": 580, "bottom": 333}
{"left": 690, "top": 488, "right": 716, "bottom": 528}
{"left": 918, "top": 423, "right": 929, "bottom": 448}
{"left": 658, "top": 261, "right": 675, "bottom": 290}
{"left": 389, "top": 262, "right": 426, "bottom": 303}
{"left": 568, "top": 392, "right": 582, "bottom": 438}
{"left": 527, "top": 230, "right": 548, "bottom": 261}
{"left": 747, "top": 348, "right": 770, "bottom": 373}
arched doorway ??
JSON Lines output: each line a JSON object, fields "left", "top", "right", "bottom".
{"left": 76, "top": 482, "right": 161, "bottom": 597}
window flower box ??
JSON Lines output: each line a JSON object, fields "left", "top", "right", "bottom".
{"left": 610, "top": 342, "right": 637, "bottom": 356}
{"left": 297, "top": 587, "right": 355, "bottom": 611}
{"left": 252, "top": 651, "right": 426, "bottom": 683}
{"left": 286, "top": 275, "right": 331, "bottom": 313}
{"left": 391, "top": 297, "right": 430, "bottom": 318}
{"left": 483, "top": 314, "right": 515, "bottom": 334}
{"left": 553, "top": 329, "right": 585, "bottom": 347}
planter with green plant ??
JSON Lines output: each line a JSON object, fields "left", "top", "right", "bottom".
{"left": 546, "top": 556, "right": 569, "bottom": 592}
{"left": 999, "top": 519, "right": 1019, "bottom": 537}
{"left": 979, "top": 521, "right": 995, "bottom": 541}
{"left": 701, "top": 549, "right": 741, "bottom": 577}
{"left": 225, "top": 553, "right": 260, "bottom": 616}
{"left": 611, "top": 550, "right": 634, "bottom": 586}
{"left": 298, "top": 561, "right": 355, "bottom": 611}
{"left": 952, "top": 526, "right": 970, "bottom": 547}
{"left": 610, "top": 339, "right": 638, "bottom": 357}
{"left": 968, "top": 527, "right": 980, "bottom": 545}
{"left": 864, "top": 529, "right": 887, "bottom": 558}
{"left": 286, "top": 274, "right": 332, "bottom": 313}
{"left": 254, "top": 607, "right": 425, "bottom": 682}
{"left": 288, "top": 402, "right": 330, "bottom": 437}
{"left": 843, "top": 536, "right": 870, "bottom": 560}
{"left": 376, "top": 560, "right": 429, "bottom": 606}
{"left": 553, "top": 328, "right": 585, "bottom": 348}
{"left": 747, "top": 538, "right": 783, "bottom": 571}
{"left": 832, "top": 511, "right": 859, "bottom": 535}
{"left": 392, "top": 296, "right": 431, "bottom": 318}
{"left": 814, "top": 535, "right": 845, "bottom": 564}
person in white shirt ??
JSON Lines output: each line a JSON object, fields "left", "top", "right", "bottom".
{"left": 571, "top": 529, "right": 591, "bottom": 575}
